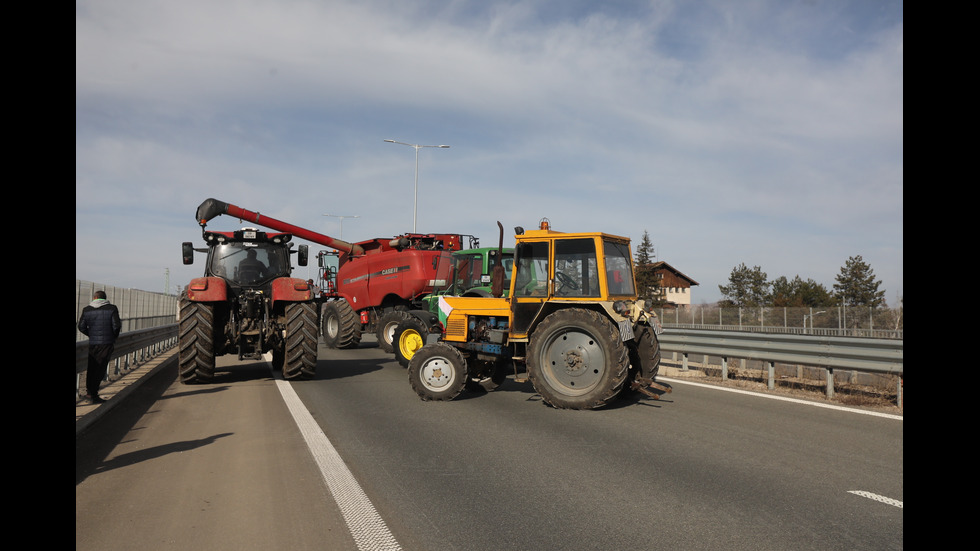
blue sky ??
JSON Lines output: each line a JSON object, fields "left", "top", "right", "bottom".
{"left": 76, "top": 0, "right": 903, "bottom": 305}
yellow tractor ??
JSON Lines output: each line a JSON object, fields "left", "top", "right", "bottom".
{"left": 407, "top": 219, "right": 669, "bottom": 409}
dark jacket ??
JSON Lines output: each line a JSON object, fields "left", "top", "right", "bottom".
{"left": 77, "top": 299, "right": 122, "bottom": 345}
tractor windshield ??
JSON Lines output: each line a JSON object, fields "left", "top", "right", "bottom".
{"left": 513, "top": 241, "right": 550, "bottom": 297}
{"left": 429, "top": 251, "right": 455, "bottom": 294}
{"left": 210, "top": 243, "right": 289, "bottom": 285}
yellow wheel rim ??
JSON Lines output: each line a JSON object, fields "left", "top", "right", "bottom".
{"left": 399, "top": 329, "right": 424, "bottom": 360}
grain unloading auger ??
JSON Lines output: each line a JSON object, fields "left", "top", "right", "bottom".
{"left": 195, "top": 198, "right": 366, "bottom": 256}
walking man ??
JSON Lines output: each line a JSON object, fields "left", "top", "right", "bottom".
{"left": 77, "top": 290, "right": 122, "bottom": 403}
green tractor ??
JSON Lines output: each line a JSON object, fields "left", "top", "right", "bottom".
{"left": 391, "top": 246, "right": 513, "bottom": 367}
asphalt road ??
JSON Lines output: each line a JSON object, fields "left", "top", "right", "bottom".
{"left": 76, "top": 335, "right": 903, "bottom": 550}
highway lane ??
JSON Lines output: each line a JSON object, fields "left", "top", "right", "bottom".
{"left": 300, "top": 337, "right": 902, "bottom": 550}
{"left": 77, "top": 335, "right": 902, "bottom": 550}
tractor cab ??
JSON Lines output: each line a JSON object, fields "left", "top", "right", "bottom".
{"left": 508, "top": 219, "right": 636, "bottom": 337}
{"left": 184, "top": 228, "right": 308, "bottom": 288}
{"left": 428, "top": 248, "right": 515, "bottom": 298}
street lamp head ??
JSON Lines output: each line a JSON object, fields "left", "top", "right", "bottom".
{"left": 383, "top": 138, "right": 451, "bottom": 232}
{"left": 384, "top": 139, "right": 451, "bottom": 149}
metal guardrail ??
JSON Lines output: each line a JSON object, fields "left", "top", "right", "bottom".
{"left": 76, "top": 325, "right": 178, "bottom": 395}
{"left": 658, "top": 328, "right": 903, "bottom": 402}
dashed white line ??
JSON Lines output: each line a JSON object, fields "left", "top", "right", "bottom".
{"left": 848, "top": 490, "right": 903, "bottom": 508}
{"left": 275, "top": 378, "right": 402, "bottom": 551}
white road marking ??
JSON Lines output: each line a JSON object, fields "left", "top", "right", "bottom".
{"left": 848, "top": 490, "right": 903, "bottom": 508}
{"left": 659, "top": 377, "right": 904, "bottom": 420}
{"left": 275, "top": 378, "right": 403, "bottom": 551}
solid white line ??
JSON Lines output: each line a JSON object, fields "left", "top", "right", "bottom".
{"left": 848, "top": 490, "right": 903, "bottom": 508}
{"left": 275, "top": 378, "right": 403, "bottom": 551}
{"left": 659, "top": 377, "right": 904, "bottom": 420}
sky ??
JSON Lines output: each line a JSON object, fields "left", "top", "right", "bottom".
{"left": 76, "top": 0, "right": 903, "bottom": 305}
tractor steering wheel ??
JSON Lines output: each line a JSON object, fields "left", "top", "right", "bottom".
{"left": 554, "top": 271, "right": 579, "bottom": 294}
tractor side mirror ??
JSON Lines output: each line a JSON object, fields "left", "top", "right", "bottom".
{"left": 182, "top": 242, "right": 194, "bottom": 265}
{"left": 298, "top": 244, "right": 309, "bottom": 267}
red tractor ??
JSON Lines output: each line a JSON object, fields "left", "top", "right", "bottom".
{"left": 180, "top": 221, "right": 319, "bottom": 382}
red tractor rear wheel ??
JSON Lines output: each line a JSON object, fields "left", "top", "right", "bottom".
{"left": 282, "top": 302, "right": 318, "bottom": 380}
{"left": 178, "top": 299, "right": 216, "bottom": 384}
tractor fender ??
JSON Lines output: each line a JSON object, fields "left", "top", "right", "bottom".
{"left": 185, "top": 277, "right": 228, "bottom": 302}
{"left": 405, "top": 309, "right": 440, "bottom": 331}
{"left": 271, "top": 277, "right": 313, "bottom": 306}
{"left": 332, "top": 292, "right": 359, "bottom": 308}
{"left": 520, "top": 301, "right": 625, "bottom": 339}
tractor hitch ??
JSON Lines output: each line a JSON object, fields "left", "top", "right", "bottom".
{"left": 631, "top": 377, "right": 672, "bottom": 399}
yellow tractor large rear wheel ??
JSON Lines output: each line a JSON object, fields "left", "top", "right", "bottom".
{"left": 527, "top": 308, "right": 629, "bottom": 409}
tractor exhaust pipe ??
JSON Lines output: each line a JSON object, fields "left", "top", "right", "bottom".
{"left": 491, "top": 221, "right": 505, "bottom": 298}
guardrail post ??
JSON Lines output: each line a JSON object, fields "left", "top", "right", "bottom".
{"left": 767, "top": 361, "right": 774, "bottom": 390}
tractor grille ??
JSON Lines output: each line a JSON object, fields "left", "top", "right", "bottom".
{"left": 445, "top": 318, "right": 467, "bottom": 339}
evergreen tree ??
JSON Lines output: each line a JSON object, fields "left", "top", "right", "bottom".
{"left": 771, "top": 275, "right": 834, "bottom": 307}
{"left": 833, "top": 255, "right": 886, "bottom": 307}
{"left": 718, "top": 263, "right": 770, "bottom": 306}
{"left": 633, "top": 230, "right": 662, "bottom": 306}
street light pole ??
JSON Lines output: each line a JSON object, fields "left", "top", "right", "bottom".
{"left": 323, "top": 214, "right": 359, "bottom": 240}
{"left": 384, "top": 139, "right": 450, "bottom": 232}
{"left": 803, "top": 310, "right": 826, "bottom": 335}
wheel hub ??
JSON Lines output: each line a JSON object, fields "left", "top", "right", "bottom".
{"left": 421, "top": 358, "right": 454, "bottom": 389}
{"left": 563, "top": 348, "right": 587, "bottom": 373}
{"left": 544, "top": 332, "right": 603, "bottom": 393}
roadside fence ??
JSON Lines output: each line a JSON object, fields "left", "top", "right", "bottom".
{"left": 653, "top": 304, "right": 903, "bottom": 339}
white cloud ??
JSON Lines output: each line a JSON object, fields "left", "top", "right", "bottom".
{"left": 76, "top": 0, "right": 903, "bottom": 302}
